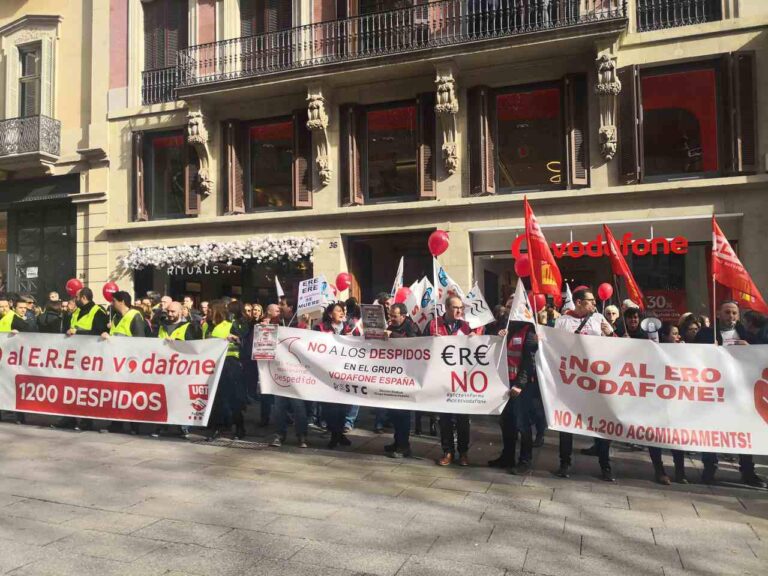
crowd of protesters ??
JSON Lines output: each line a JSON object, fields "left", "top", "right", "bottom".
{"left": 0, "top": 285, "right": 764, "bottom": 490}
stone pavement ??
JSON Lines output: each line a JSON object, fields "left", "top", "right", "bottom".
{"left": 0, "top": 413, "right": 765, "bottom": 576}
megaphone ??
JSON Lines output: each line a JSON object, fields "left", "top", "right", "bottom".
{"left": 641, "top": 317, "right": 663, "bottom": 342}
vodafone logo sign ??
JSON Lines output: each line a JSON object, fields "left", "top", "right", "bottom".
{"left": 755, "top": 370, "right": 768, "bottom": 425}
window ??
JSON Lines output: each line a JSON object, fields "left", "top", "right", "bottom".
{"left": 340, "top": 95, "right": 436, "bottom": 206}
{"left": 222, "top": 111, "right": 311, "bottom": 214}
{"left": 496, "top": 86, "right": 563, "bottom": 189}
{"left": 18, "top": 44, "right": 41, "bottom": 117}
{"left": 366, "top": 104, "right": 418, "bottom": 200}
{"left": 248, "top": 119, "right": 294, "bottom": 209}
{"left": 132, "top": 130, "right": 200, "bottom": 221}
{"left": 143, "top": 0, "right": 188, "bottom": 70}
{"left": 240, "top": 0, "right": 292, "bottom": 36}
{"left": 618, "top": 53, "right": 757, "bottom": 183}
{"left": 468, "top": 76, "right": 588, "bottom": 195}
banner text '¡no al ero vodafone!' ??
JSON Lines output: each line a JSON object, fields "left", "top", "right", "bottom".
{"left": 512, "top": 233, "right": 689, "bottom": 259}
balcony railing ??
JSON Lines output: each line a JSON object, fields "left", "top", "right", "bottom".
{"left": 142, "top": 66, "right": 178, "bottom": 105}
{"left": 178, "top": 0, "right": 627, "bottom": 88}
{"left": 636, "top": 0, "right": 722, "bottom": 32}
{"left": 0, "top": 115, "right": 61, "bottom": 158}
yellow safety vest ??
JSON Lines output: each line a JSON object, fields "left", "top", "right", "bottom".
{"left": 69, "top": 304, "right": 106, "bottom": 331}
{"left": 158, "top": 322, "right": 190, "bottom": 340}
{"left": 0, "top": 312, "right": 17, "bottom": 332}
{"left": 208, "top": 320, "right": 239, "bottom": 358}
{"left": 201, "top": 321, "right": 209, "bottom": 339}
{"left": 110, "top": 309, "right": 143, "bottom": 336}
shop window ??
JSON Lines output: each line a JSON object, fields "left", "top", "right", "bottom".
{"left": 222, "top": 111, "right": 311, "bottom": 213}
{"left": 618, "top": 53, "right": 757, "bottom": 183}
{"left": 340, "top": 95, "right": 436, "bottom": 205}
{"left": 143, "top": 0, "right": 188, "bottom": 71}
{"left": 468, "top": 76, "right": 588, "bottom": 195}
{"left": 132, "top": 130, "right": 200, "bottom": 221}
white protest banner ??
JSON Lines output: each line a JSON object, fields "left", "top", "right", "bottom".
{"left": 562, "top": 283, "right": 575, "bottom": 312}
{"left": 1, "top": 333, "right": 228, "bottom": 426}
{"left": 258, "top": 327, "right": 509, "bottom": 414}
{"left": 434, "top": 259, "right": 465, "bottom": 308}
{"left": 275, "top": 276, "right": 285, "bottom": 299}
{"left": 536, "top": 327, "right": 768, "bottom": 455}
{"left": 405, "top": 277, "right": 436, "bottom": 333}
{"left": 297, "top": 275, "right": 328, "bottom": 316}
{"left": 464, "top": 283, "right": 495, "bottom": 329}
{"left": 390, "top": 256, "right": 404, "bottom": 297}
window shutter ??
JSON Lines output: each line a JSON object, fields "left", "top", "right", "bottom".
{"left": 185, "top": 142, "right": 201, "bottom": 215}
{"left": 732, "top": 51, "right": 757, "bottom": 173}
{"left": 293, "top": 109, "right": 313, "bottom": 208}
{"left": 143, "top": 1, "right": 160, "bottom": 70}
{"left": 225, "top": 120, "right": 246, "bottom": 214}
{"left": 133, "top": 132, "right": 148, "bottom": 221}
{"left": 165, "top": 0, "right": 188, "bottom": 67}
{"left": 277, "top": 0, "right": 292, "bottom": 30}
{"left": 264, "top": 0, "right": 279, "bottom": 32}
{"left": 40, "top": 38, "right": 54, "bottom": 117}
{"left": 565, "top": 74, "right": 589, "bottom": 187}
{"left": 340, "top": 104, "right": 364, "bottom": 205}
{"left": 617, "top": 65, "right": 642, "bottom": 185}
{"left": 22, "top": 79, "right": 40, "bottom": 118}
{"left": 6, "top": 47, "right": 19, "bottom": 118}
{"left": 468, "top": 86, "right": 496, "bottom": 195}
{"left": 240, "top": 0, "right": 256, "bottom": 36}
{"left": 417, "top": 92, "right": 437, "bottom": 199}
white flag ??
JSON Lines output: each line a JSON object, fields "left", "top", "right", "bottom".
{"left": 275, "top": 276, "right": 285, "bottom": 299}
{"left": 434, "top": 259, "right": 465, "bottom": 317}
{"left": 464, "top": 283, "right": 495, "bottom": 329}
{"left": 508, "top": 279, "right": 535, "bottom": 324}
{"left": 405, "top": 277, "right": 436, "bottom": 333}
{"left": 562, "top": 283, "right": 575, "bottom": 312}
{"left": 390, "top": 257, "right": 404, "bottom": 298}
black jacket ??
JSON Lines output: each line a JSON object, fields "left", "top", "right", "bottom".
{"left": 37, "top": 310, "right": 67, "bottom": 334}
{"left": 388, "top": 317, "right": 420, "bottom": 338}
{"left": 695, "top": 322, "right": 751, "bottom": 345}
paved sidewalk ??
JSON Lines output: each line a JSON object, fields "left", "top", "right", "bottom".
{"left": 0, "top": 415, "right": 765, "bottom": 576}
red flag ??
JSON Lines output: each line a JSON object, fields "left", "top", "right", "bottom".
{"left": 712, "top": 215, "right": 768, "bottom": 313}
{"left": 524, "top": 198, "right": 562, "bottom": 304}
{"left": 603, "top": 224, "right": 645, "bottom": 311}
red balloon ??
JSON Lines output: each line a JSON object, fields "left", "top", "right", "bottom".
{"left": 528, "top": 293, "right": 546, "bottom": 310}
{"left": 335, "top": 272, "right": 352, "bottom": 292}
{"left": 428, "top": 230, "right": 450, "bottom": 257}
{"left": 102, "top": 282, "right": 119, "bottom": 303}
{"left": 394, "top": 286, "right": 411, "bottom": 304}
{"left": 597, "top": 283, "right": 614, "bottom": 301}
{"left": 514, "top": 254, "right": 531, "bottom": 278}
{"left": 65, "top": 278, "right": 84, "bottom": 298}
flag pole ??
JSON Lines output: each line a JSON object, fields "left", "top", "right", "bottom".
{"left": 711, "top": 213, "right": 717, "bottom": 345}
{"left": 433, "top": 258, "right": 438, "bottom": 336}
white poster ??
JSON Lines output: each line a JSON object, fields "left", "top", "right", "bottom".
{"left": 464, "top": 283, "right": 495, "bottom": 329}
{"left": 258, "top": 327, "right": 509, "bottom": 414}
{"left": 297, "top": 275, "right": 330, "bottom": 316}
{"left": 536, "top": 327, "right": 768, "bottom": 455}
{"left": 3, "top": 333, "right": 228, "bottom": 425}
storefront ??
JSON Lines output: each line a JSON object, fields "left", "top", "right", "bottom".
{"left": 0, "top": 175, "right": 77, "bottom": 301}
{"left": 471, "top": 214, "right": 742, "bottom": 323}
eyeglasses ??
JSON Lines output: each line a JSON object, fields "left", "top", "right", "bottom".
{"left": 451, "top": 306, "right": 465, "bottom": 310}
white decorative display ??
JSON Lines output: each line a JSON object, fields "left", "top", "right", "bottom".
{"left": 121, "top": 237, "right": 319, "bottom": 270}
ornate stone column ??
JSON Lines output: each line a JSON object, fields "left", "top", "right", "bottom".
{"left": 307, "top": 84, "right": 331, "bottom": 187}
{"left": 435, "top": 64, "right": 459, "bottom": 176}
{"left": 595, "top": 53, "right": 621, "bottom": 162}
{"left": 185, "top": 100, "right": 213, "bottom": 195}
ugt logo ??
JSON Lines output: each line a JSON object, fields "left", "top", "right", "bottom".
{"left": 188, "top": 384, "right": 208, "bottom": 422}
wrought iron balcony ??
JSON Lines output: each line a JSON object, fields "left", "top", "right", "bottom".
{"left": 0, "top": 115, "right": 61, "bottom": 167}
{"left": 177, "top": 0, "right": 627, "bottom": 89}
{"left": 142, "top": 66, "right": 178, "bottom": 105}
{"left": 636, "top": 0, "right": 722, "bottom": 32}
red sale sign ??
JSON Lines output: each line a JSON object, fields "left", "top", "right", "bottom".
{"left": 645, "top": 289, "right": 688, "bottom": 323}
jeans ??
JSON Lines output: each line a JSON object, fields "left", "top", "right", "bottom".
{"left": 345, "top": 405, "right": 360, "bottom": 428}
{"left": 275, "top": 396, "right": 308, "bottom": 438}
{"left": 374, "top": 407, "right": 388, "bottom": 431}
{"left": 388, "top": 409, "right": 411, "bottom": 450}
{"left": 498, "top": 399, "right": 519, "bottom": 464}
{"left": 560, "top": 432, "right": 611, "bottom": 469}
{"left": 702, "top": 452, "right": 755, "bottom": 476}
{"left": 513, "top": 385, "right": 538, "bottom": 464}
{"left": 440, "top": 413, "right": 470, "bottom": 455}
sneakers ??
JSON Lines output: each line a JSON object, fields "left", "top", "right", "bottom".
{"left": 269, "top": 435, "right": 284, "bottom": 448}
{"left": 601, "top": 467, "right": 616, "bottom": 482}
{"left": 384, "top": 443, "right": 397, "bottom": 453}
{"left": 513, "top": 461, "right": 532, "bottom": 475}
{"left": 488, "top": 456, "right": 514, "bottom": 469}
{"left": 742, "top": 473, "right": 768, "bottom": 489}
{"left": 298, "top": 436, "right": 309, "bottom": 449}
{"left": 554, "top": 464, "right": 570, "bottom": 478}
{"left": 387, "top": 447, "right": 412, "bottom": 459}
{"left": 674, "top": 472, "right": 689, "bottom": 484}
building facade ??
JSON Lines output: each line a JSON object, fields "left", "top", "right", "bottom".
{"left": 0, "top": 1, "right": 109, "bottom": 301}
{"left": 95, "top": 0, "right": 768, "bottom": 320}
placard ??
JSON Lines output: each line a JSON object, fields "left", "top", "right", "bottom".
{"left": 361, "top": 304, "right": 387, "bottom": 340}
{"left": 252, "top": 324, "right": 278, "bottom": 360}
